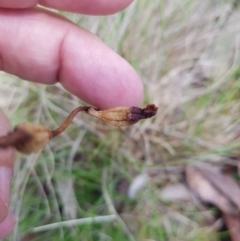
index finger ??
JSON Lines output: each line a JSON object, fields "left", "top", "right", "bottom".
{"left": 0, "top": 8, "right": 143, "bottom": 109}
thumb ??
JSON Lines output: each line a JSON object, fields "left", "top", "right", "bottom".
{"left": 0, "top": 109, "right": 15, "bottom": 238}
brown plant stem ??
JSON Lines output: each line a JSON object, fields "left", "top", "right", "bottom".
{"left": 50, "top": 106, "right": 90, "bottom": 138}
{"left": 0, "top": 106, "right": 91, "bottom": 153}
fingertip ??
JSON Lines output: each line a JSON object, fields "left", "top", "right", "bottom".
{"left": 62, "top": 62, "right": 143, "bottom": 109}
{"left": 96, "top": 56, "right": 143, "bottom": 109}
{"left": 60, "top": 32, "right": 143, "bottom": 109}
{"left": 94, "top": 64, "right": 143, "bottom": 109}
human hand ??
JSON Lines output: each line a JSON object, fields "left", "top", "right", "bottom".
{"left": 0, "top": 0, "right": 143, "bottom": 238}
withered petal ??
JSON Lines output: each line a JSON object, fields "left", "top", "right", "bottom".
{"left": 129, "top": 104, "right": 158, "bottom": 123}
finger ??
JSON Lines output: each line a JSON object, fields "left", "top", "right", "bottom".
{"left": 0, "top": 167, "right": 12, "bottom": 223}
{"left": 0, "top": 211, "right": 15, "bottom": 238}
{"left": 0, "top": 110, "right": 14, "bottom": 226}
{"left": 0, "top": 0, "right": 134, "bottom": 15}
{"left": 0, "top": 8, "right": 143, "bottom": 109}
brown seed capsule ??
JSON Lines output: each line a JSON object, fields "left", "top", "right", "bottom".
{"left": 13, "top": 123, "right": 51, "bottom": 154}
{"left": 86, "top": 104, "right": 158, "bottom": 127}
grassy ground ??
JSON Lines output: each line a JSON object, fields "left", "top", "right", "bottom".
{"left": 1, "top": 0, "right": 240, "bottom": 240}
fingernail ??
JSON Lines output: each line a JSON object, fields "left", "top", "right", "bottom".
{"left": 0, "top": 167, "right": 12, "bottom": 206}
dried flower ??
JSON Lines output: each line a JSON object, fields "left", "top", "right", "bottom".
{"left": 0, "top": 104, "right": 157, "bottom": 154}
{"left": 0, "top": 106, "right": 89, "bottom": 154}
{"left": 87, "top": 104, "right": 158, "bottom": 127}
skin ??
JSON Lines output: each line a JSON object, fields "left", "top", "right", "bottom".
{"left": 0, "top": 0, "right": 143, "bottom": 238}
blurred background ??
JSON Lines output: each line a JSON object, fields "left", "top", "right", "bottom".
{"left": 2, "top": 0, "right": 240, "bottom": 240}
